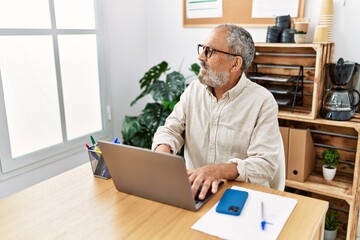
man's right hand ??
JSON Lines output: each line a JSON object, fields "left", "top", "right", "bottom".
{"left": 154, "top": 144, "right": 172, "bottom": 154}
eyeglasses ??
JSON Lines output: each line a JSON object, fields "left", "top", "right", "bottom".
{"left": 197, "top": 44, "right": 240, "bottom": 59}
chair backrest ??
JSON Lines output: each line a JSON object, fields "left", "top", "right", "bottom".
{"left": 269, "top": 137, "right": 286, "bottom": 191}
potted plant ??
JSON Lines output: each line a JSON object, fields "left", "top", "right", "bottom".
{"left": 294, "top": 31, "right": 307, "bottom": 44}
{"left": 121, "top": 61, "right": 199, "bottom": 149}
{"left": 322, "top": 148, "right": 340, "bottom": 181}
{"left": 324, "top": 210, "right": 339, "bottom": 240}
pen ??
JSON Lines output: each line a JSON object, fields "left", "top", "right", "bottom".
{"left": 90, "top": 135, "right": 96, "bottom": 145}
{"left": 261, "top": 201, "right": 266, "bottom": 230}
{"left": 93, "top": 145, "right": 101, "bottom": 156}
{"left": 261, "top": 201, "right": 273, "bottom": 231}
{"left": 89, "top": 135, "right": 101, "bottom": 156}
{"left": 86, "top": 144, "right": 94, "bottom": 150}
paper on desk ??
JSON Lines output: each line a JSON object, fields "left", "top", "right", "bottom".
{"left": 192, "top": 186, "right": 297, "bottom": 240}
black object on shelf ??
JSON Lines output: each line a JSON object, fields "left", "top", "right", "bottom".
{"left": 266, "top": 85, "right": 296, "bottom": 94}
{"left": 274, "top": 95, "right": 293, "bottom": 106}
{"left": 248, "top": 64, "right": 304, "bottom": 112}
{"left": 266, "top": 26, "right": 282, "bottom": 43}
{"left": 281, "top": 29, "right": 296, "bottom": 43}
{"left": 275, "top": 15, "right": 291, "bottom": 30}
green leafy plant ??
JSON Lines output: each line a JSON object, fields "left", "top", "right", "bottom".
{"left": 121, "top": 61, "right": 200, "bottom": 149}
{"left": 322, "top": 149, "right": 340, "bottom": 168}
{"left": 325, "top": 210, "right": 339, "bottom": 231}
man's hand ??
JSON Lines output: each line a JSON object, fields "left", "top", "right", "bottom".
{"left": 188, "top": 163, "right": 238, "bottom": 200}
{"left": 154, "top": 144, "right": 172, "bottom": 154}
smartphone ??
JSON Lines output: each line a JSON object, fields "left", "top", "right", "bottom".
{"left": 216, "top": 189, "right": 249, "bottom": 216}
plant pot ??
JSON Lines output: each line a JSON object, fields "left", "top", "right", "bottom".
{"left": 322, "top": 165, "right": 337, "bottom": 181}
{"left": 294, "top": 34, "right": 306, "bottom": 44}
{"left": 324, "top": 228, "right": 337, "bottom": 240}
{"left": 294, "top": 22, "right": 309, "bottom": 33}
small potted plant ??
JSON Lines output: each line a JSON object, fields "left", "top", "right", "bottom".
{"left": 322, "top": 148, "right": 340, "bottom": 181}
{"left": 324, "top": 210, "right": 339, "bottom": 240}
{"left": 294, "top": 31, "right": 307, "bottom": 44}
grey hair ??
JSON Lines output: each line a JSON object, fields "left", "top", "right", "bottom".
{"left": 215, "top": 24, "right": 255, "bottom": 72}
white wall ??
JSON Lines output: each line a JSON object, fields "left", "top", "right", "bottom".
{"left": 145, "top": 0, "right": 360, "bottom": 69}
{"left": 2, "top": 0, "right": 360, "bottom": 203}
{"left": 101, "top": 0, "right": 148, "bottom": 137}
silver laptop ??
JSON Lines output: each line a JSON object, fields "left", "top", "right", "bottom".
{"left": 98, "top": 141, "right": 223, "bottom": 211}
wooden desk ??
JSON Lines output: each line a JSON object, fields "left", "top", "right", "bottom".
{"left": 0, "top": 164, "right": 328, "bottom": 240}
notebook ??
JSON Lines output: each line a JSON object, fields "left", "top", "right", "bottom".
{"left": 98, "top": 141, "right": 223, "bottom": 211}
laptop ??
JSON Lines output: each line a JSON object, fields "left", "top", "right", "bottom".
{"left": 98, "top": 141, "right": 223, "bottom": 211}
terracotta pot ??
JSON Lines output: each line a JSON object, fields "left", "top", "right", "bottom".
{"left": 294, "top": 22, "right": 309, "bottom": 33}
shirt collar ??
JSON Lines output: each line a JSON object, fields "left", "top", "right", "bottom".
{"left": 204, "top": 72, "right": 248, "bottom": 100}
{"left": 227, "top": 73, "right": 248, "bottom": 101}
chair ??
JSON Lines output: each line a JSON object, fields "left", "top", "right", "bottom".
{"left": 269, "top": 137, "right": 286, "bottom": 191}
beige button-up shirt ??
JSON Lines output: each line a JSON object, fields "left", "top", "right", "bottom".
{"left": 152, "top": 73, "right": 282, "bottom": 186}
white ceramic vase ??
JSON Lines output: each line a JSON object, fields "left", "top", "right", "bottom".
{"left": 322, "top": 165, "right": 337, "bottom": 181}
{"left": 324, "top": 228, "right": 337, "bottom": 240}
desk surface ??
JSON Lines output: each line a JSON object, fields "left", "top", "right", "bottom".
{"left": 0, "top": 164, "right": 328, "bottom": 240}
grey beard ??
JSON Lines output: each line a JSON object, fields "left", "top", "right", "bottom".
{"left": 199, "top": 68, "right": 230, "bottom": 88}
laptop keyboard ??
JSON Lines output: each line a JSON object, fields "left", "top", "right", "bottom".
{"left": 194, "top": 181, "right": 224, "bottom": 203}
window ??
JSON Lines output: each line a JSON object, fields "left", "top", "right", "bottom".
{"left": 0, "top": 0, "right": 109, "bottom": 173}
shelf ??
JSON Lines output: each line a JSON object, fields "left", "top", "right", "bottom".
{"left": 276, "top": 96, "right": 297, "bottom": 107}
{"left": 278, "top": 115, "right": 360, "bottom": 129}
{"left": 249, "top": 64, "right": 304, "bottom": 112}
{"left": 266, "top": 85, "right": 296, "bottom": 94}
{"left": 255, "top": 42, "right": 333, "bottom": 49}
{"left": 257, "top": 42, "right": 358, "bottom": 240}
{"left": 280, "top": 116, "right": 360, "bottom": 240}
{"left": 252, "top": 42, "right": 334, "bottom": 119}
{"left": 286, "top": 174, "right": 354, "bottom": 204}
{"left": 248, "top": 73, "right": 299, "bottom": 82}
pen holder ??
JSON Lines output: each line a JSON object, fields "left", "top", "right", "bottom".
{"left": 87, "top": 146, "right": 111, "bottom": 179}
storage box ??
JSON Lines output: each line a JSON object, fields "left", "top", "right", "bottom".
{"left": 87, "top": 146, "right": 111, "bottom": 179}
{"left": 287, "top": 128, "right": 315, "bottom": 182}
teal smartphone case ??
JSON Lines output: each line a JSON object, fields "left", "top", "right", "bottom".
{"left": 216, "top": 189, "right": 249, "bottom": 216}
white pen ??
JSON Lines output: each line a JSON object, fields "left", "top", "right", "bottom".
{"left": 261, "top": 201, "right": 273, "bottom": 231}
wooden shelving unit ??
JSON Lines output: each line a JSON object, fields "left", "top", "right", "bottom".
{"left": 252, "top": 43, "right": 359, "bottom": 240}
{"left": 250, "top": 42, "right": 333, "bottom": 119}
{"left": 279, "top": 116, "right": 360, "bottom": 240}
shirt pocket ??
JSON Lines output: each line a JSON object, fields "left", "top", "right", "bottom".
{"left": 216, "top": 126, "right": 251, "bottom": 159}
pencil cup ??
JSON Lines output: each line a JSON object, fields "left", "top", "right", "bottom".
{"left": 87, "top": 145, "right": 111, "bottom": 179}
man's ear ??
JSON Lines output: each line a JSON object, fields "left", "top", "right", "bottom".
{"left": 231, "top": 56, "right": 243, "bottom": 73}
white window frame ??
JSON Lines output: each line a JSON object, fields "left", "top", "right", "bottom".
{"left": 0, "top": 0, "right": 111, "bottom": 175}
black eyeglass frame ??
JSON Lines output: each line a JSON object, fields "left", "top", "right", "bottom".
{"left": 197, "top": 44, "right": 241, "bottom": 58}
